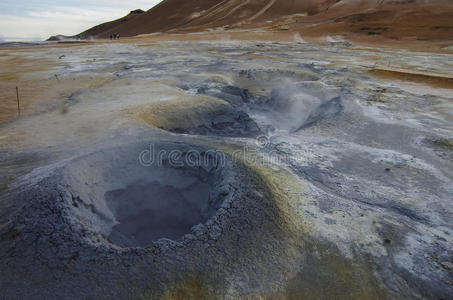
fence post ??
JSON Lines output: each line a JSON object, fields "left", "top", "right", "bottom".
{"left": 16, "top": 86, "right": 20, "bottom": 116}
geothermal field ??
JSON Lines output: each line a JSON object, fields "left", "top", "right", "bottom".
{"left": 0, "top": 39, "right": 452, "bottom": 299}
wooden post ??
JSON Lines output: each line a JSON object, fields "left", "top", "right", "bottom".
{"left": 16, "top": 86, "right": 20, "bottom": 116}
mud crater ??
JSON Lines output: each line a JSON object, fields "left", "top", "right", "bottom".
{"left": 191, "top": 79, "right": 343, "bottom": 134}
{"left": 62, "top": 143, "right": 235, "bottom": 248}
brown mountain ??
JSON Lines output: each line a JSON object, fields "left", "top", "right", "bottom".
{"left": 72, "top": 0, "right": 453, "bottom": 42}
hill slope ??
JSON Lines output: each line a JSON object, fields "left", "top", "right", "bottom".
{"left": 73, "top": 0, "right": 453, "bottom": 42}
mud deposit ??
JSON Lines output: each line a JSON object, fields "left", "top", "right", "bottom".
{"left": 0, "top": 41, "right": 453, "bottom": 299}
{"left": 63, "top": 144, "right": 232, "bottom": 248}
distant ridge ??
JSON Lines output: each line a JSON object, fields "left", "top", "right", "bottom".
{"left": 52, "top": 0, "right": 453, "bottom": 42}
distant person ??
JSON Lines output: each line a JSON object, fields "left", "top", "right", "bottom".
{"left": 117, "top": 34, "right": 120, "bottom": 40}
{"left": 110, "top": 34, "right": 113, "bottom": 40}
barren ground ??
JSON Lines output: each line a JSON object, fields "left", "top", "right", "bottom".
{"left": 0, "top": 36, "right": 452, "bottom": 299}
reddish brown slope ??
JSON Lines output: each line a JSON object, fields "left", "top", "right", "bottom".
{"left": 76, "top": 10, "right": 146, "bottom": 39}
{"left": 77, "top": 0, "right": 342, "bottom": 38}
{"left": 74, "top": 0, "right": 453, "bottom": 43}
{"left": 171, "top": 0, "right": 341, "bottom": 30}
{"left": 291, "top": 0, "right": 453, "bottom": 42}
{"left": 78, "top": 0, "right": 222, "bottom": 38}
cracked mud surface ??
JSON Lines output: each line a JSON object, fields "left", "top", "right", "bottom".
{"left": 0, "top": 41, "right": 453, "bottom": 299}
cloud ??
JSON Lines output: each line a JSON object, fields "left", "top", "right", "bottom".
{"left": 0, "top": 1, "right": 162, "bottom": 41}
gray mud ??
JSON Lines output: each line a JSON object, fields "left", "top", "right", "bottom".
{"left": 169, "top": 104, "right": 261, "bottom": 137}
{"left": 1, "top": 41, "right": 453, "bottom": 299}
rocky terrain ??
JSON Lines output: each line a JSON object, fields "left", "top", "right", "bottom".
{"left": 66, "top": 0, "right": 453, "bottom": 49}
{"left": 0, "top": 39, "right": 452, "bottom": 299}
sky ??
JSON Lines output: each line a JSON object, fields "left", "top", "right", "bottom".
{"left": 0, "top": 0, "right": 163, "bottom": 41}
